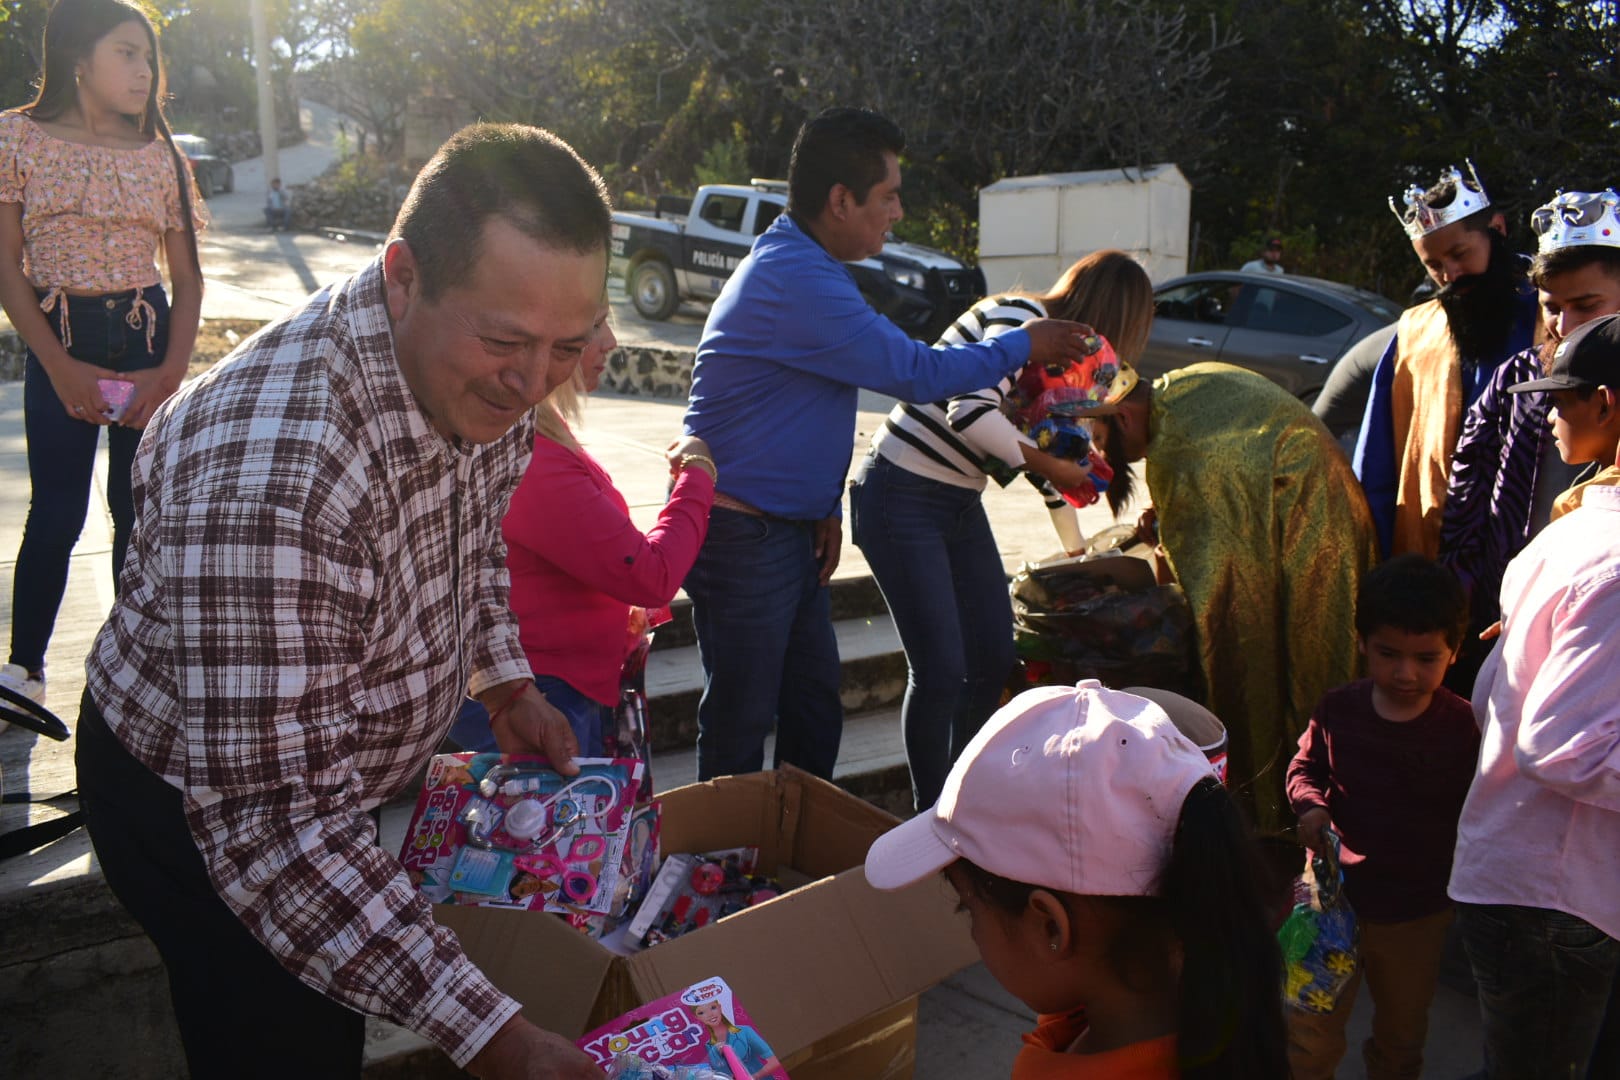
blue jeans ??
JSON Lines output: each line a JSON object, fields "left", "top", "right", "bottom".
{"left": 10, "top": 286, "right": 168, "bottom": 673}
{"left": 448, "top": 674, "right": 612, "bottom": 757}
{"left": 682, "top": 508, "right": 842, "bottom": 780}
{"left": 1458, "top": 902, "right": 1620, "bottom": 1079}
{"left": 850, "top": 454, "right": 1014, "bottom": 810}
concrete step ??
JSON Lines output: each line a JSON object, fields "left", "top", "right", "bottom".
{"left": 647, "top": 574, "right": 892, "bottom": 653}
{"left": 643, "top": 610, "right": 907, "bottom": 752}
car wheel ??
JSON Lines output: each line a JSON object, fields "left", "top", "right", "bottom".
{"left": 196, "top": 170, "right": 213, "bottom": 199}
{"left": 631, "top": 260, "right": 678, "bottom": 321}
{"left": 223, "top": 167, "right": 234, "bottom": 194}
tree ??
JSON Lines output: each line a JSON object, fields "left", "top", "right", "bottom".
{"left": 619, "top": 0, "right": 1236, "bottom": 255}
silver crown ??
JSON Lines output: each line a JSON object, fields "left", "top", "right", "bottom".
{"left": 1531, "top": 189, "right": 1620, "bottom": 254}
{"left": 1390, "top": 160, "right": 1491, "bottom": 239}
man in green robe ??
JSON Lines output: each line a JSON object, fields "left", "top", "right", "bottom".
{"left": 1090, "top": 361, "right": 1378, "bottom": 832}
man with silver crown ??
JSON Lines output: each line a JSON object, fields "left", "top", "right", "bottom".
{"left": 1354, "top": 161, "right": 1541, "bottom": 562}
{"left": 1438, "top": 188, "right": 1620, "bottom": 689}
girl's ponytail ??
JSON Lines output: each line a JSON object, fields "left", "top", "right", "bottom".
{"left": 1162, "top": 776, "right": 1290, "bottom": 1079}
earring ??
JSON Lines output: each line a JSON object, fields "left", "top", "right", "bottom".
{"left": 1049, "top": 942, "right": 1059, "bottom": 952}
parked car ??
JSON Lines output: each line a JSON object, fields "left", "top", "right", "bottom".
{"left": 1141, "top": 272, "right": 1401, "bottom": 402}
{"left": 171, "top": 134, "right": 234, "bottom": 199}
{"left": 611, "top": 180, "right": 985, "bottom": 341}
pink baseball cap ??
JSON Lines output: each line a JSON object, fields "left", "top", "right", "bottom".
{"left": 864, "top": 680, "right": 1218, "bottom": 897}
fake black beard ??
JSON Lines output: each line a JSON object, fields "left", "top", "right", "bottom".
{"left": 1100, "top": 414, "right": 1138, "bottom": 517}
{"left": 1436, "top": 234, "right": 1526, "bottom": 364}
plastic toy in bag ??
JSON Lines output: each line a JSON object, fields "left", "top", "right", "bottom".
{"left": 604, "top": 1053, "right": 729, "bottom": 1080}
{"left": 997, "top": 332, "right": 1122, "bottom": 507}
{"left": 1278, "top": 828, "right": 1360, "bottom": 1014}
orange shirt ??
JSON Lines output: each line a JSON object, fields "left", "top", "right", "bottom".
{"left": 1011, "top": 1010, "right": 1178, "bottom": 1080}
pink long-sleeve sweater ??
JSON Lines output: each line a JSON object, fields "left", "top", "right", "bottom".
{"left": 504, "top": 435, "right": 714, "bottom": 705}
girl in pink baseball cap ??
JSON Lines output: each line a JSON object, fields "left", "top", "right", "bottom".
{"left": 865, "top": 680, "right": 1287, "bottom": 1079}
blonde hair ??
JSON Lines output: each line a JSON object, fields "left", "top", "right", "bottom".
{"left": 1020, "top": 250, "right": 1155, "bottom": 363}
{"left": 532, "top": 366, "right": 587, "bottom": 454}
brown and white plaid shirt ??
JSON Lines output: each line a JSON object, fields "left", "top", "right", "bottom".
{"left": 88, "top": 258, "right": 531, "bottom": 1065}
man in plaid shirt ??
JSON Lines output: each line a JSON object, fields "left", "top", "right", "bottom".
{"left": 75, "top": 125, "right": 606, "bottom": 1079}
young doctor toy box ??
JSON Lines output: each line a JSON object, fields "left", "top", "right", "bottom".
{"left": 433, "top": 767, "right": 974, "bottom": 1076}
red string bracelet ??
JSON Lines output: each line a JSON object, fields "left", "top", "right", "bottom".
{"left": 487, "top": 680, "right": 532, "bottom": 727}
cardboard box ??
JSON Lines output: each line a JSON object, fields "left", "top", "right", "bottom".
{"left": 435, "top": 766, "right": 974, "bottom": 1062}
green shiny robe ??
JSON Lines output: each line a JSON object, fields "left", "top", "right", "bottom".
{"left": 1147, "top": 364, "right": 1377, "bottom": 832}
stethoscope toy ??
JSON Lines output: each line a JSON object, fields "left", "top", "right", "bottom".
{"left": 450, "top": 770, "right": 625, "bottom": 905}
{"left": 460, "top": 768, "right": 623, "bottom": 854}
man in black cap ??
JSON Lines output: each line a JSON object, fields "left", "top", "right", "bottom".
{"left": 1507, "top": 311, "right": 1620, "bottom": 517}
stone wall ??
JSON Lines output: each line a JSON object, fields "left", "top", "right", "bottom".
{"left": 3, "top": 335, "right": 698, "bottom": 397}
{"left": 599, "top": 344, "right": 695, "bottom": 399}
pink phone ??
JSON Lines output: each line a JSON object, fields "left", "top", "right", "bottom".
{"left": 98, "top": 378, "right": 135, "bottom": 421}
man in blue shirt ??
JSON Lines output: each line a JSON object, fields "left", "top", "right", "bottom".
{"left": 681, "top": 107, "right": 1090, "bottom": 781}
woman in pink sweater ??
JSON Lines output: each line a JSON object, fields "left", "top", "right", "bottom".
{"left": 456, "top": 306, "right": 716, "bottom": 755}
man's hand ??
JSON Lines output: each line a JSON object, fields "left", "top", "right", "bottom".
{"left": 466, "top": 1016, "right": 602, "bottom": 1079}
{"left": 814, "top": 515, "right": 842, "bottom": 586}
{"left": 1296, "top": 806, "right": 1332, "bottom": 853}
{"left": 481, "top": 680, "right": 581, "bottom": 776}
{"left": 1479, "top": 620, "right": 1502, "bottom": 642}
{"left": 1020, "top": 318, "right": 1098, "bottom": 370}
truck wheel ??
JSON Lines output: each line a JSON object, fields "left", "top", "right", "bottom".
{"left": 631, "top": 260, "right": 678, "bottom": 321}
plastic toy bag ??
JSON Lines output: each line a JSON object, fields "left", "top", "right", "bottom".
{"left": 605, "top": 1054, "right": 729, "bottom": 1080}
{"left": 1278, "top": 829, "right": 1360, "bottom": 1014}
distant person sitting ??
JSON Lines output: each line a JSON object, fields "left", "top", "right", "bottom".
{"left": 1242, "top": 237, "right": 1285, "bottom": 274}
{"left": 264, "top": 177, "right": 290, "bottom": 231}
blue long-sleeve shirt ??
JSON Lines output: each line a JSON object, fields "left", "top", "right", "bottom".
{"left": 683, "top": 214, "right": 1030, "bottom": 520}
{"left": 1353, "top": 284, "right": 1539, "bottom": 556}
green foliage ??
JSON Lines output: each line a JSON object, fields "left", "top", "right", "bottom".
{"left": 693, "top": 136, "right": 750, "bottom": 188}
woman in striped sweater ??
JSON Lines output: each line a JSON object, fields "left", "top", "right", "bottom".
{"left": 849, "top": 250, "right": 1155, "bottom": 810}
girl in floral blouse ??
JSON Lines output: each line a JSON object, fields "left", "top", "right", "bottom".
{"left": 0, "top": 0, "right": 204, "bottom": 706}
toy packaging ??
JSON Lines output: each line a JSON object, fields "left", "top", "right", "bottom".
{"left": 625, "top": 847, "right": 782, "bottom": 948}
{"left": 578, "top": 975, "right": 790, "bottom": 1079}
{"left": 982, "top": 332, "right": 1120, "bottom": 507}
{"left": 398, "top": 752, "right": 644, "bottom": 918}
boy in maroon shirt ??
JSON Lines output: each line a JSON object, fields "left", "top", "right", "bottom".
{"left": 1285, "top": 553, "right": 1481, "bottom": 1080}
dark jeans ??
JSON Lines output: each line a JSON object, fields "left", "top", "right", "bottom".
{"left": 1458, "top": 902, "right": 1620, "bottom": 1079}
{"left": 682, "top": 507, "right": 843, "bottom": 780}
{"left": 448, "top": 674, "right": 612, "bottom": 757}
{"left": 9, "top": 286, "right": 168, "bottom": 673}
{"left": 75, "top": 691, "right": 365, "bottom": 1077}
{"left": 851, "top": 454, "right": 1014, "bottom": 810}
{"left": 264, "top": 206, "right": 290, "bottom": 230}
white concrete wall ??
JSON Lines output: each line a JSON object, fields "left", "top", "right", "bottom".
{"left": 979, "top": 166, "right": 1191, "bottom": 291}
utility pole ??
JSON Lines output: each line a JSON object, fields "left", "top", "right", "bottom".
{"left": 250, "top": 0, "right": 279, "bottom": 191}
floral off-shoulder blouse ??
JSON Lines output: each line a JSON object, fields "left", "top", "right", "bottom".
{"left": 0, "top": 110, "right": 208, "bottom": 293}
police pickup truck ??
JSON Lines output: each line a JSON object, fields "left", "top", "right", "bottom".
{"left": 610, "top": 180, "right": 986, "bottom": 341}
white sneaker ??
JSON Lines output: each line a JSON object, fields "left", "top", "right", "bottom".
{"left": 0, "top": 663, "right": 45, "bottom": 706}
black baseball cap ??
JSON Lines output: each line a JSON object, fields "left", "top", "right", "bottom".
{"left": 1510, "top": 313, "right": 1620, "bottom": 394}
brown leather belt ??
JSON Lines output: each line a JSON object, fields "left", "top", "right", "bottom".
{"left": 712, "top": 490, "right": 767, "bottom": 517}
